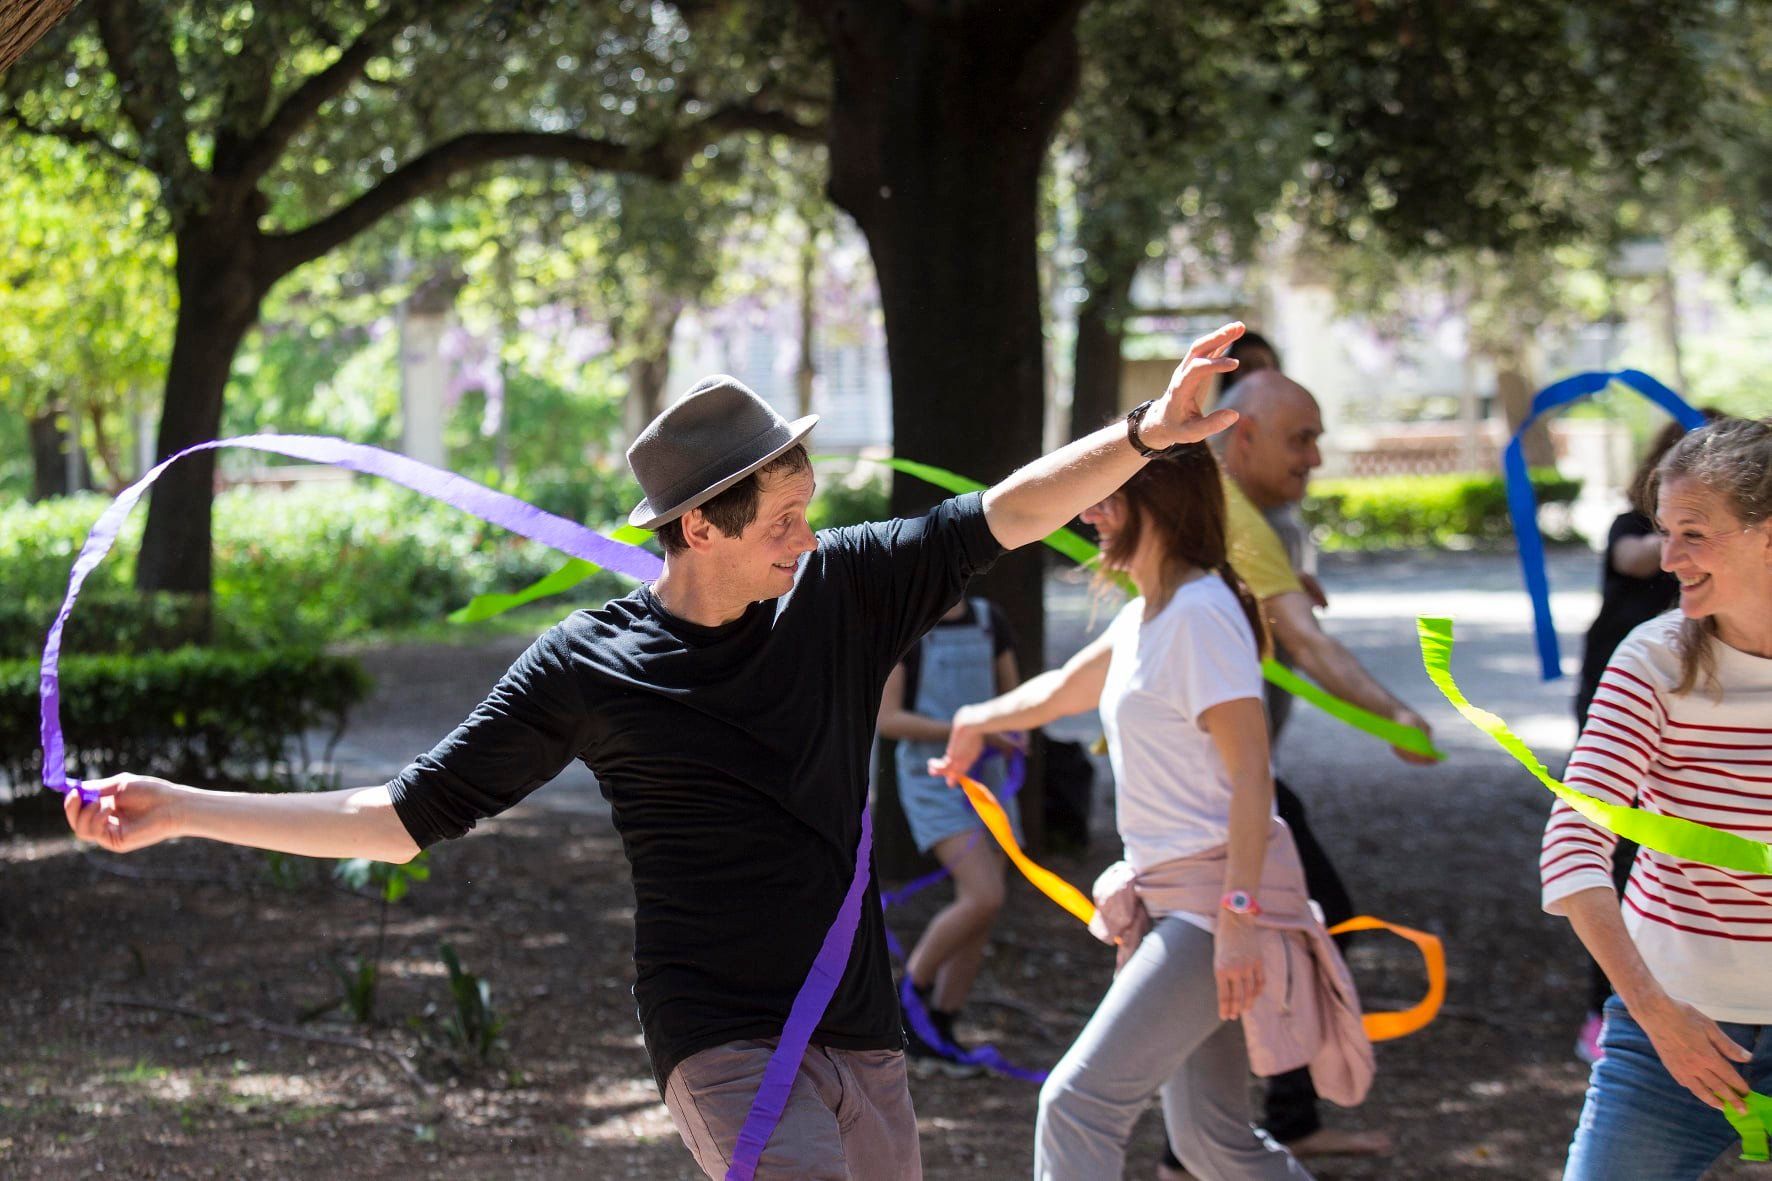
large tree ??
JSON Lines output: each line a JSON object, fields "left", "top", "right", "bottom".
{"left": 800, "top": 0, "right": 1085, "bottom": 733}
{"left": 0, "top": 134, "right": 173, "bottom": 497}
{"left": 3, "top": 0, "right": 818, "bottom": 600}
{"left": 1064, "top": 0, "right": 1717, "bottom": 438}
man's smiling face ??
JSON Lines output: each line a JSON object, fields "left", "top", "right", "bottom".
{"left": 708, "top": 465, "right": 819, "bottom": 603}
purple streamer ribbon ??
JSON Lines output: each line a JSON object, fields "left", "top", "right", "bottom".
{"left": 878, "top": 751, "right": 1049, "bottom": 1083}
{"left": 39, "top": 434, "right": 661, "bottom": 803}
{"left": 37, "top": 433, "right": 993, "bottom": 1167}
{"left": 726, "top": 806, "right": 876, "bottom": 1181}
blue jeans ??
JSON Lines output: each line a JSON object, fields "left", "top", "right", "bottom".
{"left": 1564, "top": 994, "right": 1772, "bottom": 1180}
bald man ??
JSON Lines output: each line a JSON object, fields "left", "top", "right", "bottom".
{"left": 1218, "top": 371, "right": 1436, "bottom": 761}
{"left": 1213, "top": 370, "right": 1435, "bottom": 1161}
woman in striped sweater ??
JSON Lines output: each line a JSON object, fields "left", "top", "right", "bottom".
{"left": 1541, "top": 416, "right": 1772, "bottom": 1180}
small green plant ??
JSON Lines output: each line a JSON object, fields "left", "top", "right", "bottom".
{"left": 437, "top": 942, "right": 504, "bottom": 1063}
{"left": 321, "top": 852, "right": 431, "bottom": 1025}
{"left": 329, "top": 954, "right": 380, "bottom": 1025}
{"left": 333, "top": 853, "right": 432, "bottom": 905}
{"left": 259, "top": 851, "right": 316, "bottom": 891}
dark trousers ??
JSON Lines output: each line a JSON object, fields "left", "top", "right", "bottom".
{"left": 1162, "top": 777, "right": 1351, "bottom": 1167}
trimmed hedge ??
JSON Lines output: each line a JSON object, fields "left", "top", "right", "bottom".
{"left": 1301, "top": 470, "right": 1583, "bottom": 551}
{"left": 0, "top": 647, "right": 371, "bottom": 790}
{"left": 0, "top": 485, "right": 625, "bottom": 648}
{"left": 0, "top": 591, "right": 210, "bottom": 660}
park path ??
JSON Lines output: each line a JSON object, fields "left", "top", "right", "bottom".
{"left": 320, "top": 545, "right": 1607, "bottom": 818}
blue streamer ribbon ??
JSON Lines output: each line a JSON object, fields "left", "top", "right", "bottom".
{"left": 1505, "top": 370, "right": 1705, "bottom": 681}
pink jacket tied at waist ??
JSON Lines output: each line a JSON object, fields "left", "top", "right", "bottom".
{"left": 1087, "top": 816, "right": 1375, "bottom": 1107}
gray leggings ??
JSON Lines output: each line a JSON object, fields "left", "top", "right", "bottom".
{"left": 1034, "top": 916, "right": 1313, "bottom": 1180}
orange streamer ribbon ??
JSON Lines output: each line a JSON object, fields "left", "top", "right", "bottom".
{"left": 959, "top": 776, "right": 1445, "bottom": 1042}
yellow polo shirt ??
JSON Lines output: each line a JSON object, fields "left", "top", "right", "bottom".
{"left": 1223, "top": 475, "right": 1302, "bottom": 601}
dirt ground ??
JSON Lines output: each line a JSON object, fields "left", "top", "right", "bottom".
{"left": 5, "top": 552, "right": 1764, "bottom": 1179}
{"left": 4, "top": 788, "right": 1762, "bottom": 1181}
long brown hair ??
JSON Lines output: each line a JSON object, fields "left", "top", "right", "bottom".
{"left": 1646, "top": 416, "right": 1772, "bottom": 696}
{"left": 1093, "top": 443, "right": 1271, "bottom": 655}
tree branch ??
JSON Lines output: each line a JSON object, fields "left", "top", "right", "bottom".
{"left": 696, "top": 100, "right": 826, "bottom": 145}
{"left": 237, "top": 5, "right": 418, "bottom": 182}
{"left": 261, "top": 102, "right": 823, "bottom": 281}
{"left": 92, "top": 0, "right": 194, "bottom": 187}
{"left": 260, "top": 130, "right": 676, "bottom": 278}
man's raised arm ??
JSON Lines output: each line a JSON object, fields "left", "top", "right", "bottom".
{"left": 981, "top": 323, "right": 1244, "bottom": 551}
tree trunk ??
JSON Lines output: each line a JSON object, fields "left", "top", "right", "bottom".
{"left": 1495, "top": 360, "right": 1557, "bottom": 470}
{"left": 134, "top": 219, "right": 265, "bottom": 602}
{"left": 28, "top": 405, "right": 90, "bottom": 501}
{"left": 624, "top": 303, "right": 681, "bottom": 448}
{"left": 796, "top": 234, "right": 818, "bottom": 420}
{"left": 1069, "top": 260, "right": 1135, "bottom": 441}
{"left": 811, "top": 0, "right": 1083, "bottom": 869}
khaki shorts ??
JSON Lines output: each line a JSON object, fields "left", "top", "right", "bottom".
{"left": 663, "top": 1039, "right": 922, "bottom": 1180}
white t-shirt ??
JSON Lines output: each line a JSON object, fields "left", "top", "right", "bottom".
{"left": 1100, "top": 573, "right": 1268, "bottom": 905}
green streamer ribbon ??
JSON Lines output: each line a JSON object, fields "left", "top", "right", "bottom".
{"left": 856, "top": 455, "right": 1106, "bottom": 569}
{"left": 448, "top": 524, "right": 656, "bottom": 623}
{"left": 1416, "top": 616, "right": 1772, "bottom": 875}
{"left": 445, "top": 454, "right": 1441, "bottom": 757}
{"left": 1262, "top": 659, "right": 1443, "bottom": 759}
{"left": 1418, "top": 614, "right": 1772, "bottom": 1160}
{"left": 1725, "top": 1091, "right": 1772, "bottom": 1163}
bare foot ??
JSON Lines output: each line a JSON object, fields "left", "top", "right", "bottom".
{"left": 1283, "top": 1126, "right": 1394, "bottom": 1158}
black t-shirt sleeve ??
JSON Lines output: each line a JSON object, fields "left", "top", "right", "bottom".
{"left": 387, "top": 627, "right": 594, "bottom": 849}
{"left": 1609, "top": 509, "right": 1655, "bottom": 546}
{"left": 987, "top": 601, "right": 1016, "bottom": 658}
{"left": 824, "top": 492, "right": 1005, "bottom": 670}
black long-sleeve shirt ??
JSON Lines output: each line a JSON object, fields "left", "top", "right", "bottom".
{"left": 388, "top": 493, "right": 1003, "bottom": 1090}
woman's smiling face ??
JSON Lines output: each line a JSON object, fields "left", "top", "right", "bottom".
{"left": 1656, "top": 475, "right": 1772, "bottom": 624}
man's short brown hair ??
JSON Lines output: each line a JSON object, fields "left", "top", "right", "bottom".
{"left": 654, "top": 445, "right": 813, "bottom": 554}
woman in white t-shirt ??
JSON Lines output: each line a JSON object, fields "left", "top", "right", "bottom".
{"left": 932, "top": 445, "right": 1311, "bottom": 1180}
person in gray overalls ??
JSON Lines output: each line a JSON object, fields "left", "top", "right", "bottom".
{"left": 877, "top": 596, "right": 1022, "bottom": 1075}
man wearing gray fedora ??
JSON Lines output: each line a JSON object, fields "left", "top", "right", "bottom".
{"left": 66, "top": 324, "right": 1247, "bottom": 1178}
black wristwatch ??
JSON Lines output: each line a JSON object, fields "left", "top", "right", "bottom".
{"left": 1125, "top": 399, "right": 1170, "bottom": 457}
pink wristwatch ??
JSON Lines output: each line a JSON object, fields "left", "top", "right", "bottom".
{"left": 1219, "top": 889, "right": 1262, "bottom": 916}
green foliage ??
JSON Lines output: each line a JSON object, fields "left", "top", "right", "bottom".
{"left": 333, "top": 851, "right": 432, "bottom": 906}
{"left": 329, "top": 954, "right": 381, "bottom": 1026}
{"left": 0, "top": 592, "right": 209, "bottom": 661}
{"left": 325, "top": 851, "right": 432, "bottom": 1025}
{"left": 1071, "top": 0, "right": 1306, "bottom": 299}
{"left": 0, "top": 134, "right": 172, "bottom": 480}
{"left": 0, "top": 647, "right": 370, "bottom": 788}
{"left": 205, "top": 484, "right": 562, "bottom": 647}
{"left": 0, "top": 493, "right": 136, "bottom": 602}
{"left": 1277, "top": 1, "right": 1711, "bottom": 257}
{"left": 0, "top": 483, "right": 628, "bottom": 651}
{"left": 1302, "top": 470, "right": 1583, "bottom": 552}
{"left": 435, "top": 943, "right": 504, "bottom": 1063}
{"left": 807, "top": 468, "right": 889, "bottom": 532}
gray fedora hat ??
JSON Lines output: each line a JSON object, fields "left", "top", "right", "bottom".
{"left": 625, "top": 375, "right": 818, "bottom": 530}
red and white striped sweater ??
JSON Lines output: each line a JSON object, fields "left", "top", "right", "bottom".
{"left": 1541, "top": 612, "right": 1772, "bottom": 1025}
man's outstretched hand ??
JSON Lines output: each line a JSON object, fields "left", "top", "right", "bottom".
{"left": 63, "top": 774, "right": 183, "bottom": 854}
